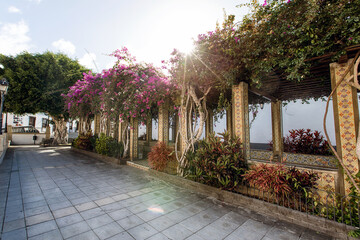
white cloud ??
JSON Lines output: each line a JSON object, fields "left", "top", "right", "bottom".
{"left": 52, "top": 39, "right": 76, "bottom": 55}
{"left": 0, "top": 20, "right": 31, "bottom": 55}
{"left": 8, "top": 6, "right": 22, "bottom": 14}
{"left": 27, "top": 0, "right": 42, "bottom": 4}
{"left": 79, "top": 53, "right": 97, "bottom": 70}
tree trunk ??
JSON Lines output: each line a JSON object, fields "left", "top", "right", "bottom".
{"left": 175, "top": 85, "right": 210, "bottom": 176}
{"left": 52, "top": 116, "right": 68, "bottom": 145}
{"left": 122, "top": 121, "right": 130, "bottom": 158}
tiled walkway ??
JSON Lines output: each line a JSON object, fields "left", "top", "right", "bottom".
{"left": 0, "top": 146, "right": 331, "bottom": 240}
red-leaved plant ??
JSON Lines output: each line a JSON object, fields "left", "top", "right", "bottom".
{"left": 148, "top": 142, "right": 174, "bottom": 171}
{"left": 270, "top": 129, "right": 333, "bottom": 156}
{"left": 243, "top": 163, "right": 318, "bottom": 197}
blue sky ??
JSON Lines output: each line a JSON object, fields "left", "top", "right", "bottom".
{"left": 0, "top": 0, "right": 249, "bottom": 71}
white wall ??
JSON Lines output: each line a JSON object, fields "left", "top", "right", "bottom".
{"left": 11, "top": 133, "right": 46, "bottom": 145}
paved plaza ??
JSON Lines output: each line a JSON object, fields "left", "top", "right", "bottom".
{"left": 0, "top": 146, "right": 331, "bottom": 240}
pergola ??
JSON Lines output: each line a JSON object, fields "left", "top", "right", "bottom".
{"left": 89, "top": 45, "right": 360, "bottom": 195}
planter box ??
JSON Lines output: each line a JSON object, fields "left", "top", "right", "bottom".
{"left": 71, "top": 147, "right": 127, "bottom": 165}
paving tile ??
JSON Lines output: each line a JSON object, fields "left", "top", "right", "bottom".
{"left": 80, "top": 207, "right": 105, "bottom": 220}
{"left": 95, "top": 197, "right": 115, "bottom": 206}
{"left": 2, "top": 218, "right": 25, "bottom": 233}
{"left": 24, "top": 200, "right": 48, "bottom": 210}
{"left": 100, "top": 202, "right": 124, "bottom": 212}
{"left": 108, "top": 208, "right": 133, "bottom": 221}
{"left": 185, "top": 234, "right": 206, "bottom": 240}
{"left": 60, "top": 220, "right": 91, "bottom": 239}
{"left": 52, "top": 206, "right": 77, "bottom": 218}
{"left": 86, "top": 214, "right": 113, "bottom": 229}
{"left": 28, "top": 229, "right": 63, "bottom": 240}
{"left": 49, "top": 200, "right": 72, "bottom": 211}
{"left": 75, "top": 201, "right": 97, "bottom": 212}
{"left": 93, "top": 222, "right": 124, "bottom": 239}
{"left": 265, "top": 227, "right": 301, "bottom": 240}
{"left": 224, "top": 219, "right": 272, "bottom": 240}
{"left": 27, "top": 220, "right": 58, "bottom": 238}
{"left": 67, "top": 230, "right": 100, "bottom": 240}
{"left": 162, "top": 223, "right": 193, "bottom": 240}
{"left": 107, "top": 231, "right": 135, "bottom": 240}
{"left": 128, "top": 202, "right": 149, "bottom": 214}
{"left": 4, "top": 210, "right": 25, "bottom": 222}
{"left": 1, "top": 227, "right": 27, "bottom": 240}
{"left": 137, "top": 209, "right": 164, "bottom": 221}
{"left": 148, "top": 215, "right": 176, "bottom": 231}
{"left": 147, "top": 232, "right": 171, "bottom": 240}
{"left": 24, "top": 205, "right": 50, "bottom": 218}
{"left": 117, "top": 214, "right": 145, "bottom": 230}
{"left": 71, "top": 196, "right": 92, "bottom": 205}
{"left": 56, "top": 213, "right": 83, "bottom": 228}
{"left": 26, "top": 211, "right": 54, "bottom": 226}
{"left": 127, "top": 223, "right": 158, "bottom": 240}
{"left": 197, "top": 224, "right": 231, "bottom": 240}
{"left": 112, "top": 193, "right": 130, "bottom": 201}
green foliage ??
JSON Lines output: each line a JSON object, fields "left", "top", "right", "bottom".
{"left": 72, "top": 133, "right": 96, "bottom": 151}
{"left": 232, "top": 0, "right": 360, "bottom": 85}
{"left": 188, "top": 132, "right": 247, "bottom": 190}
{"left": 0, "top": 52, "right": 87, "bottom": 118}
{"left": 95, "top": 133, "right": 123, "bottom": 158}
{"left": 148, "top": 141, "right": 175, "bottom": 171}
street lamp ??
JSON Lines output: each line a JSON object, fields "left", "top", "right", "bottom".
{"left": 0, "top": 78, "right": 9, "bottom": 135}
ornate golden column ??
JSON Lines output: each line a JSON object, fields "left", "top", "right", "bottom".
{"left": 331, "top": 59, "right": 359, "bottom": 195}
{"left": 232, "top": 82, "right": 250, "bottom": 161}
{"left": 94, "top": 114, "right": 100, "bottom": 135}
{"left": 129, "top": 118, "right": 138, "bottom": 160}
{"left": 146, "top": 118, "right": 152, "bottom": 143}
{"left": 271, "top": 100, "right": 283, "bottom": 161}
{"left": 158, "top": 100, "right": 169, "bottom": 144}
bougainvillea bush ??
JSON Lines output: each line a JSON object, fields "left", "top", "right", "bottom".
{"left": 63, "top": 72, "right": 103, "bottom": 119}
{"left": 188, "top": 132, "right": 247, "bottom": 190}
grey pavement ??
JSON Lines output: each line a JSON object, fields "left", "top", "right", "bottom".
{"left": 0, "top": 146, "right": 331, "bottom": 240}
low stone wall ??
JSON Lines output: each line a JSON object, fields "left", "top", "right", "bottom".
{"left": 148, "top": 169, "right": 355, "bottom": 240}
{"left": 71, "top": 147, "right": 127, "bottom": 165}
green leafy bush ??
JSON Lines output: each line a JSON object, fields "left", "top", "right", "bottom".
{"left": 188, "top": 132, "right": 247, "bottom": 190}
{"left": 148, "top": 141, "right": 174, "bottom": 171}
{"left": 95, "top": 133, "right": 123, "bottom": 158}
{"left": 72, "top": 133, "right": 96, "bottom": 151}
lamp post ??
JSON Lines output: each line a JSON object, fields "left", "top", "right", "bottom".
{"left": 0, "top": 78, "right": 9, "bottom": 135}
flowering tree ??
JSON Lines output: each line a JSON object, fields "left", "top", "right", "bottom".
{"left": 63, "top": 71, "right": 103, "bottom": 133}
{"left": 65, "top": 48, "right": 173, "bottom": 157}
{"left": 100, "top": 48, "right": 173, "bottom": 157}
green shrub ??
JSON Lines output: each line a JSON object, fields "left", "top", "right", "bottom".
{"left": 95, "top": 133, "right": 123, "bottom": 158}
{"left": 72, "top": 133, "right": 96, "bottom": 151}
{"left": 188, "top": 131, "right": 247, "bottom": 191}
{"left": 148, "top": 141, "right": 174, "bottom": 171}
